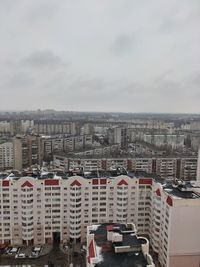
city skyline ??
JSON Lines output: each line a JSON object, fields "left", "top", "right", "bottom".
{"left": 0, "top": 0, "right": 200, "bottom": 113}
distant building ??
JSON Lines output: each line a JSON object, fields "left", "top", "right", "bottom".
{"left": 34, "top": 121, "right": 80, "bottom": 135}
{"left": 108, "top": 127, "right": 130, "bottom": 147}
{"left": 53, "top": 155, "right": 198, "bottom": 180}
{"left": 190, "top": 121, "right": 200, "bottom": 130}
{"left": 42, "top": 135, "right": 93, "bottom": 159}
{"left": 190, "top": 134, "right": 200, "bottom": 152}
{"left": 13, "top": 135, "right": 42, "bottom": 170}
{"left": 0, "top": 142, "right": 13, "bottom": 170}
{"left": 143, "top": 134, "right": 185, "bottom": 149}
{"left": 197, "top": 147, "right": 200, "bottom": 181}
{"left": 0, "top": 120, "right": 34, "bottom": 135}
{"left": 0, "top": 121, "right": 11, "bottom": 133}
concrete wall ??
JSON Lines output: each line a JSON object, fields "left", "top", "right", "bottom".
{"left": 169, "top": 255, "right": 200, "bottom": 267}
{"left": 169, "top": 205, "right": 200, "bottom": 258}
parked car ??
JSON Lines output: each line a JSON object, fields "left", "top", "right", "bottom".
{"left": 30, "top": 251, "right": 39, "bottom": 258}
{"left": 9, "top": 247, "right": 19, "bottom": 254}
{"left": 63, "top": 245, "right": 68, "bottom": 251}
{"left": 15, "top": 253, "right": 26, "bottom": 258}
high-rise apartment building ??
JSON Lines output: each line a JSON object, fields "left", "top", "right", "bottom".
{"left": 0, "top": 142, "right": 14, "bottom": 170}
{"left": 0, "top": 175, "right": 200, "bottom": 267}
{"left": 197, "top": 147, "right": 200, "bottom": 181}
{"left": 13, "top": 135, "right": 42, "bottom": 170}
{"left": 151, "top": 180, "right": 200, "bottom": 267}
{"left": 108, "top": 127, "right": 130, "bottom": 147}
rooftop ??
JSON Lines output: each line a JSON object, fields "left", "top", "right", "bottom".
{"left": 87, "top": 223, "right": 154, "bottom": 267}
{"left": 163, "top": 180, "right": 200, "bottom": 199}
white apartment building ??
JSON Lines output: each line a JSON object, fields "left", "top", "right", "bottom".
{"left": 53, "top": 156, "right": 198, "bottom": 180}
{"left": 34, "top": 122, "right": 78, "bottom": 135}
{"left": 179, "top": 157, "right": 198, "bottom": 180}
{"left": 69, "top": 159, "right": 103, "bottom": 171}
{"left": 197, "top": 147, "right": 200, "bottom": 181}
{"left": 0, "top": 121, "right": 11, "bottom": 133}
{"left": 0, "top": 142, "right": 14, "bottom": 170}
{"left": 0, "top": 120, "right": 33, "bottom": 135}
{"left": 0, "top": 176, "right": 200, "bottom": 267}
{"left": 64, "top": 135, "right": 93, "bottom": 153}
{"left": 0, "top": 175, "right": 152, "bottom": 247}
{"left": 151, "top": 180, "right": 200, "bottom": 267}
{"left": 143, "top": 134, "right": 185, "bottom": 149}
{"left": 42, "top": 137, "right": 64, "bottom": 158}
{"left": 155, "top": 158, "right": 177, "bottom": 179}
{"left": 42, "top": 135, "right": 93, "bottom": 157}
{"left": 130, "top": 158, "right": 153, "bottom": 173}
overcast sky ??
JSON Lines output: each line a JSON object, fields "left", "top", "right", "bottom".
{"left": 0, "top": 0, "right": 200, "bottom": 113}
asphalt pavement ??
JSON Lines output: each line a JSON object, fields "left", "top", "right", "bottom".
{"left": 0, "top": 245, "right": 68, "bottom": 267}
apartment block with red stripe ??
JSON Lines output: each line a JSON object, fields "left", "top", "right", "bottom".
{"left": 0, "top": 175, "right": 200, "bottom": 267}
{"left": 151, "top": 180, "right": 200, "bottom": 267}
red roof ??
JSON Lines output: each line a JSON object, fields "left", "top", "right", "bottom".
{"left": 106, "top": 225, "right": 113, "bottom": 231}
{"left": 139, "top": 178, "right": 152, "bottom": 185}
{"left": 21, "top": 181, "right": 33, "bottom": 188}
{"left": 87, "top": 240, "right": 95, "bottom": 263}
{"left": 2, "top": 180, "right": 9, "bottom": 187}
{"left": 100, "top": 178, "right": 106, "bottom": 185}
{"left": 70, "top": 180, "right": 81, "bottom": 187}
{"left": 155, "top": 188, "right": 161, "bottom": 197}
{"left": 92, "top": 179, "right": 99, "bottom": 185}
{"left": 166, "top": 196, "right": 173, "bottom": 206}
{"left": 44, "top": 179, "right": 59, "bottom": 186}
{"left": 117, "top": 179, "right": 128, "bottom": 186}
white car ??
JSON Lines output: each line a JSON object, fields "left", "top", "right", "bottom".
{"left": 64, "top": 245, "right": 68, "bottom": 251}
{"left": 15, "top": 253, "right": 26, "bottom": 258}
{"left": 9, "top": 247, "right": 18, "bottom": 254}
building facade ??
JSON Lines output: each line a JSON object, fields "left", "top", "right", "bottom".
{"left": 53, "top": 155, "right": 198, "bottom": 180}
{"left": 0, "top": 142, "right": 14, "bottom": 170}
{"left": 13, "top": 135, "right": 42, "bottom": 170}
{"left": 0, "top": 176, "right": 200, "bottom": 267}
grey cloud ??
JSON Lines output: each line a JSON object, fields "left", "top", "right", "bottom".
{"left": 111, "top": 34, "right": 136, "bottom": 56}
{"left": 23, "top": 50, "right": 65, "bottom": 69}
{"left": 25, "top": 0, "right": 60, "bottom": 23}
{"left": 0, "top": 0, "right": 199, "bottom": 112}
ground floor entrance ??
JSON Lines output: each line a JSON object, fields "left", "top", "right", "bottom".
{"left": 53, "top": 232, "right": 61, "bottom": 244}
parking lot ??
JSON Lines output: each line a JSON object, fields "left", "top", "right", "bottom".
{"left": 1, "top": 245, "right": 48, "bottom": 258}
{"left": 0, "top": 244, "right": 86, "bottom": 267}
